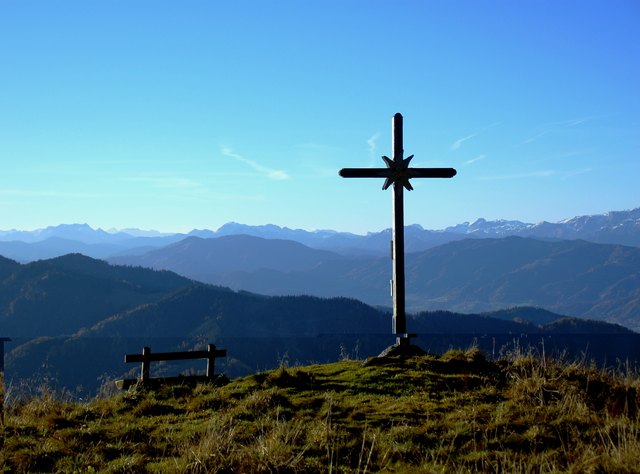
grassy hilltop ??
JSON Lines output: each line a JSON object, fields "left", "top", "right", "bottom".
{"left": 3, "top": 349, "right": 640, "bottom": 473}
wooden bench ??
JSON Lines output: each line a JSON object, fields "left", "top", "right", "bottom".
{"left": 116, "top": 344, "right": 227, "bottom": 389}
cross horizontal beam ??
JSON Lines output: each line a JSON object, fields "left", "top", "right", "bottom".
{"left": 339, "top": 168, "right": 456, "bottom": 179}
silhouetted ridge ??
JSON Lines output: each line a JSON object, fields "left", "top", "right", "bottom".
{"left": 412, "top": 310, "right": 537, "bottom": 334}
{"left": 542, "top": 317, "right": 633, "bottom": 334}
{"left": 483, "top": 306, "right": 567, "bottom": 325}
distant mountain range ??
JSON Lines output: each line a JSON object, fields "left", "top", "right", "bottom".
{"left": 111, "top": 235, "right": 343, "bottom": 278}
{"left": 1, "top": 207, "right": 639, "bottom": 261}
{"left": 1, "top": 253, "right": 635, "bottom": 395}
{"left": 106, "top": 235, "right": 640, "bottom": 332}
{"left": 1, "top": 207, "right": 639, "bottom": 332}
{"left": 443, "top": 208, "right": 640, "bottom": 245}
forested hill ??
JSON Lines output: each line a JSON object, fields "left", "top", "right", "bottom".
{"left": 86, "top": 285, "right": 386, "bottom": 339}
{"left": 0, "top": 254, "right": 20, "bottom": 279}
{"left": 0, "top": 253, "right": 193, "bottom": 337}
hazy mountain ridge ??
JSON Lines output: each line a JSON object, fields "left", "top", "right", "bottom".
{"left": 112, "top": 235, "right": 640, "bottom": 331}
{"left": 1, "top": 207, "right": 638, "bottom": 262}
{"left": 109, "top": 235, "right": 346, "bottom": 275}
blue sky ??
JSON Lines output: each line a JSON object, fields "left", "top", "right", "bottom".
{"left": 1, "top": 1, "right": 638, "bottom": 234}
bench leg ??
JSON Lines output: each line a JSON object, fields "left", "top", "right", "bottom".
{"left": 141, "top": 347, "right": 151, "bottom": 382}
{"left": 206, "top": 344, "right": 216, "bottom": 379}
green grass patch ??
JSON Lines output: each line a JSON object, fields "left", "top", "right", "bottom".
{"left": 3, "top": 349, "right": 640, "bottom": 472}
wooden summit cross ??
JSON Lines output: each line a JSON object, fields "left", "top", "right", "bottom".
{"left": 340, "top": 113, "right": 456, "bottom": 347}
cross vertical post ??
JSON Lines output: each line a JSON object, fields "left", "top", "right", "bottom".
{"left": 339, "top": 113, "right": 456, "bottom": 348}
{"left": 391, "top": 114, "right": 407, "bottom": 340}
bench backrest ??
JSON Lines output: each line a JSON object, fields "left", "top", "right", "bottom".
{"left": 124, "top": 344, "right": 227, "bottom": 382}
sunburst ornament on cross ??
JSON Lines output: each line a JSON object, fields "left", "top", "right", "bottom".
{"left": 339, "top": 113, "right": 457, "bottom": 347}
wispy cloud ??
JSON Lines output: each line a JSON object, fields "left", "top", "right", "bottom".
{"left": 222, "top": 147, "right": 289, "bottom": 180}
{"left": 451, "top": 132, "right": 478, "bottom": 151}
{"left": 545, "top": 116, "right": 595, "bottom": 127}
{"left": 562, "top": 168, "right": 593, "bottom": 180}
{"left": 521, "top": 131, "right": 550, "bottom": 145}
{"left": 464, "top": 154, "right": 486, "bottom": 165}
{"left": 521, "top": 116, "right": 595, "bottom": 145}
{"left": 476, "top": 170, "right": 555, "bottom": 181}
{"left": 120, "top": 175, "right": 272, "bottom": 202}
{"left": 291, "top": 142, "right": 347, "bottom": 177}
{"left": 367, "top": 132, "right": 380, "bottom": 156}
{"left": 450, "top": 122, "right": 500, "bottom": 151}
